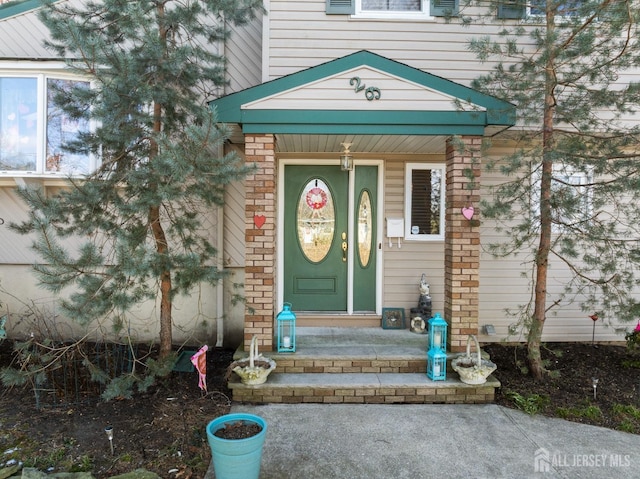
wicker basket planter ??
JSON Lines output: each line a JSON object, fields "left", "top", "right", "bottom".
{"left": 230, "top": 336, "right": 276, "bottom": 385}
{"left": 451, "top": 335, "right": 497, "bottom": 385}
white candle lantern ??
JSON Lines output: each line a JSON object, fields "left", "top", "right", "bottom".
{"left": 427, "top": 348, "right": 447, "bottom": 381}
{"left": 427, "top": 312, "right": 448, "bottom": 381}
{"left": 428, "top": 313, "right": 448, "bottom": 351}
{"left": 277, "top": 303, "right": 296, "bottom": 352}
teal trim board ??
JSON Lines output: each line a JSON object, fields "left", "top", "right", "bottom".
{"left": 0, "top": 0, "right": 42, "bottom": 19}
{"left": 237, "top": 110, "right": 490, "bottom": 135}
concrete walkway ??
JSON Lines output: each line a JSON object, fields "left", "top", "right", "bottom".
{"left": 206, "top": 403, "right": 640, "bottom": 479}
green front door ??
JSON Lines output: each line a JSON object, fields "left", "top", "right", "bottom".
{"left": 284, "top": 164, "right": 377, "bottom": 312}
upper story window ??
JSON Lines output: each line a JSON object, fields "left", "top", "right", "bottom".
{"left": 404, "top": 163, "right": 445, "bottom": 241}
{"left": 361, "top": 0, "right": 421, "bottom": 12}
{"left": 0, "top": 74, "right": 93, "bottom": 176}
{"left": 530, "top": 0, "right": 583, "bottom": 16}
{"left": 357, "top": 0, "right": 430, "bottom": 17}
{"left": 498, "top": 0, "right": 584, "bottom": 19}
{"left": 326, "top": 0, "right": 457, "bottom": 17}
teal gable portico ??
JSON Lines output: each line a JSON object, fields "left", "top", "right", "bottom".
{"left": 212, "top": 50, "right": 514, "bottom": 136}
{"left": 210, "top": 50, "right": 515, "bottom": 353}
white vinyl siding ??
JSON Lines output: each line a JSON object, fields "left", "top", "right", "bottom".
{"left": 268, "top": 0, "right": 536, "bottom": 86}
{"left": 374, "top": 151, "right": 626, "bottom": 343}
{"left": 225, "top": 17, "right": 263, "bottom": 93}
{"left": 478, "top": 143, "right": 625, "bottom": 342}
{"left": 267, "top": 0, "right": 640, "bottom": 128}
{"left": 383, "top": 158, "right": 445, "bottom": 316}
{"left": 224, "top": 177, "right": 246, "bottom": 267}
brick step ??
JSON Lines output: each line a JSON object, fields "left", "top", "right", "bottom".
{"left": 245, "top": 348, "right": 488, "bottom": 375}
{"left": 229, "top": 372, "right": 500, "bottom": 404}
{"left": 271, "top": 356, "right": 427, "bottom": 374}
{"left": 229, "top": 327, "right": 499, "bottom": 405}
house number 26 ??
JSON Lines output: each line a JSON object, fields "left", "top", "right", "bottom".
{"left": 350, "top": 77, "right": 381, "bottom": 101}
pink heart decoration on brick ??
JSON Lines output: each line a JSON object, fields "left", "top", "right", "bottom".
{"left": 461, "top": 206, "right": 475, "bottom": 220}
{"left": 254, "top": 214, "right": 266, "bottom": 229}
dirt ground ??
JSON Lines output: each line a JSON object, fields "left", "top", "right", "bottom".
{"left": 0, "top": 341, "right": 234, "bottom": 478}
{"left": 0, "top": 339, "right": 638, "bottom": 478}
{"left": 485, "top": 342, "right": 640, "bottom": 431}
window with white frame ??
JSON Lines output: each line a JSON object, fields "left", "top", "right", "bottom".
{"left": 498, "top": 0, "right": 584, "bottom": 19}
{"left": 532, "top": 163, "right": 592, "bottom": 233}
{"left": 357, "top": 0, "right": 431, "bottom": 18}
{"left": 529, "top": 0, "right": 584, "bottom": 17}
{"left": 0, "top": 75, "right": 92, "bottom": 175}
{"left": 550, "top": 165, "right": 592, "bottom": 232}
{"left": 362, "top": 0, "right": 421, "bottom": 12}
{"left": 404, "top": 163, "right": 445, "bottom": 240}
{"left": 326, "top": 0, "right": 457, "bottom": 17}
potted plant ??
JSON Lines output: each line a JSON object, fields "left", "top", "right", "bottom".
{"left": 451, "top": 335, "right": 497, "bottom": 385}
{"left": 228, "top": 335, "right": 276, "bottom": 385}
{"left": 206, "top": 413, "right": 267, "bottom": 479}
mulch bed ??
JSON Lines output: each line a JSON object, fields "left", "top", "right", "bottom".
{"left": 484, "top": 342, "right": 640, "bottom": 432}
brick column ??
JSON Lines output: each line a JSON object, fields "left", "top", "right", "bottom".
{"left": 244, "top": 134, "right": 276, "bottom": 351}
{"left": 445, "top": 136, "right": 482, "bottom": 352}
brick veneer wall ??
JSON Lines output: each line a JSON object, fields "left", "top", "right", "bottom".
{"left": 445, "top": 136, "right": 482, "bottom": 352}
{"left": 244, "top": 134, "right": 276, "bottom": 352}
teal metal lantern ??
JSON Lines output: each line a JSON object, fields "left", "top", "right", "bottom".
{"left": 427, "top": 347, "right": 447, "bottom": 381}
{"left": 428, "top": 313, "right": 447, "bottom": 351}
{"left": 276, "top": 303, "right": 296, "bottom": 352}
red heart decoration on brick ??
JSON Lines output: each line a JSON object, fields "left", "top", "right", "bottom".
{"left": 461, "top": 206, "right": 475, "bottom": 220}
{"left": 254, "top": 214, "right": 266, "bottom": 229}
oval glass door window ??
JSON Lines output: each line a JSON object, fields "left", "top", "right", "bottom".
{"left": 357, "top": 190, "right": 372, "bottom": 267}
{"left": 297, "top": 178, "right": 335, "bottom": 263}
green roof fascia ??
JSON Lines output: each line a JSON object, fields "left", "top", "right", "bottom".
{"left": 242, "top": 109, "right": 483, "bottom": 125}
{"left": 210, "top": 50, "right": 516, "bottom": 127}
{"left": 241, "top": 123, "right": 486, "bottom": 136}
{"left": 0, "top": 0, "right": 43, "bottom": 20}
{"left": 223, "top": 109, "right": 489, "bottom": 135}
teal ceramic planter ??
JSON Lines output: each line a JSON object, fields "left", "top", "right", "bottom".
{"left": 206, "top": 413, "right": 267, "bottom": 479}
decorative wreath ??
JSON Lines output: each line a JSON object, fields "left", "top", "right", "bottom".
{"left": 306, "top": 187, "right": 328, "bottom": 210}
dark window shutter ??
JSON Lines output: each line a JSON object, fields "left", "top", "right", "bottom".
{"left": 430, "top": 0, "right": 459, "bottom": 17}
{"left": 498, "top": 0, "right": 525, "bottom": 19}
{"left": 411, "top": 169, "right": 434, "bottom": 235}
{"left": 326, "top": 0, "right": 355, "bottom": 14}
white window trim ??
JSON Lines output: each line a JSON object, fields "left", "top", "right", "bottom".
{"left": 0, "top": 69, "right": 96, "bottom": 178}
{"left": 354, "top": 0, "right": 433, "bottom": 20}
{"left": 404, "top": 162, "right": 445, "bottom": 241}
{"left": 531, "top": 163, "right": 593, "bottom": 233}
{"left": 527, "top": 0, "right": 585, "bottom": 20}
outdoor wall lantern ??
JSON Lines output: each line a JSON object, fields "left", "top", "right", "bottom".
{"left": 277, "top": 302, "right": 296, "bottom": 352}
{"left": 340, "top": 142, "right": 353, "bottom": 171}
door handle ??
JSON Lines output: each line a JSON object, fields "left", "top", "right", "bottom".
{"left": 342, "top": 232, "right": 347, "bottom": 262}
